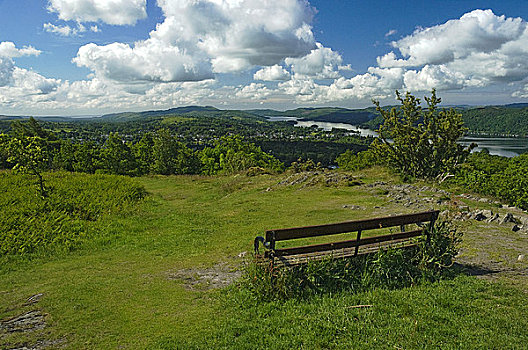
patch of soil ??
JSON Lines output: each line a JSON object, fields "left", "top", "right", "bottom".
{"left": 364, "top": 180, "right": 528, "bottom": 283}
{"left": 167, "top": 263, "right": 242, "bottom": 290}
{"left": 1, "top": 294, "right": 65, "bottom": 350}
{"left": 0, "top": 311, "right": 46, "bottom": 334}
{"left": 277, "top": 171, "right": 362, "bottom": 188}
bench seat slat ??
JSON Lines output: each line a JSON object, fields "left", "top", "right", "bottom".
{"left": 267, "top": 210, "right": 438, "bottom": 242}
{"left": 273, "top": 229, "right": 423, "bottom": 257}
{"left": 273, "top": 240, "right": 420, "bottom": 267}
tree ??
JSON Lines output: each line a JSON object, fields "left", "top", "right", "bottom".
{"left": 5, "top": 136, "right": 51, "bottom": 196}
{"left": 52, "top": 140, "right": 76, "bottom": 172}
{"left": 370, "top": 89, "right": 474, "bottom": 180}
{"left": 73, "top": 141, "right": 100, "bottom": 174}
{"left": 151, "top": 129, "right": 200, "bottom": 175}
{"left": 10, "top": 117, "right": 57, "bottom": 141}
{"left": 200, "top": 135, "right": 284, "bottom": 175}
{"left": 100, "top": 132, "right": 138, "bottom": 175}
{"left": 0, "top": 133, "right": 10, "bottom": 169}
{"left": 133, "top": 133, "right": 155, "bottom": 175}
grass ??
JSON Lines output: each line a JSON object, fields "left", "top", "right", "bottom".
{"left": 1, "top": 168, "right": 527, "bottom": 349}
{"left": 170, "top": 275, "right": 528, "bottom": 350}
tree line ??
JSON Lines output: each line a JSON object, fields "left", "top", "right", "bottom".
{"left": 0, "top": 118, "right": 284, "bottom": 195}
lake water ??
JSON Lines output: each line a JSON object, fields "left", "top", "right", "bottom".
{"left": 266, "top": 116, "right": 528, "bottom": 158}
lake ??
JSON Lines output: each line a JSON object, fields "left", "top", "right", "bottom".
{"left": 266, "top": 116, "right": 528, "bottom": 158}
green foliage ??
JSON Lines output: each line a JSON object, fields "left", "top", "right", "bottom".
{"left": 371, "top": 90, "right": 473, "bottom": 180}
{"left": 0, "top": 133, "right": 11, "bottom": 169}
{"left": 133, "top": 133, "right": 155, "bottom": 175}
{"left": 418, "top": 220, "right": 462, "bottom": 278}
{"left": 100, "top": 132, "right": 138, "bottom": 175}
{"left": 200, "top": 135, "right": 284, "bottom": 175}
{"left": 336, "top": 149, "right": 377, "bottom": 171}
{"left": 243, "top": 221, "right": 461, "bottom": 301}
{"left": 0, "top": 172, "right": 145, "bottom": 257}
{"left": 10, "top": 116, "right": 57, "bottom": 141}
{"left": 454, "top": 151, "right": 528, "bottom": 209}
{"left": 72, "top": 141, "right": 100, "bottom": 173}
{"left": 289, "top": 158, "right": 322, "bottom": 172}
{"left": 151, "top": 129, "right": 200, "bottom": 175}
{"left": 4, "top": 135, "right": 51, "bottom": 196}
{"left": 461, "top": 106, "right": 528, "bottom": 136}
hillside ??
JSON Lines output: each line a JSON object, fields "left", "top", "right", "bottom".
{"left": 100, "top": 106, "right": 263, "bottom": 122}
{"left": 461, "top": 106, "right": 528, "bottom": 136}
{"left": 1, "top": 169, "right": 528, "bottom": 348}
{"left": 4, "top": 103, "right": 528, "bottom": 136}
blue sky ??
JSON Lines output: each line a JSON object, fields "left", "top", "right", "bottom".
{"left": 2, "top": 0, "right": 528, "bottom": 115}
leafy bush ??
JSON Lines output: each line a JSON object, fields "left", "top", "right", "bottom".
{"left": 336, "top": 149, "right": 376, "bottom": 171}
{"left": 453, "top": 151, "right": 528, "bottom": 210}
{"left": 0, "top": 171, "right": 146, "bottom": 257}
{"left": 288, "top": 158, "right": 321, "bottom": 173}
{"left": 371, "top": 90, "right": 472, "bottom": 180}
{"left": 242, "top": 220, "right": 461, "bottom": 300}
{"left": 200, "top": 135, "right": 284, "bottom": 175}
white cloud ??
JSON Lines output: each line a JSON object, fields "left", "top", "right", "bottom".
{"left": 285, "top": 43, "right": 343, "bottom": 79}
{"left": 254, "top": 65, "right": 290, "bottom": 81}
{"left": 385, "top": 29, "right": 397, "bottom": 37}
{"left": 73, "top": 41, "right": 214, "bottom": 83}
{"left": 381, "top": 9, "right": 526, "bottom": 68}
{"left": 44, "top": 23, "right": 77, "bottom": 36}
{"left": 11, "top": 68, "right": 61, "bottom": 94}
{"left": 43, "top": 22, "right": 100, "bottom": 36}
{"left": 47, "top": 0, "right": 147, "bottom": 26}
{"left": 74, "top": 0, "right": 317, "bottom": 83}
{"left": 403, "top": 65, "right": 466, "bottom": 91}
{"left": 0, "top": 42, "right": 43, "bottom": 88}
{"left": 0, "top": 42, "right": 41, "bottom": 58}
{"left": 0, "top": 57, "right": 14, "bottom": 87}
{"left": 235, "top": 82, "right": 271, "bottom": 100}
{"left": 369, "top": 9, "right": 528, "bottom": 95}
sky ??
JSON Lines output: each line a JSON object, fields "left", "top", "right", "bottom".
{"left": 2, "top": 0, "right": 528, "bottom": 116}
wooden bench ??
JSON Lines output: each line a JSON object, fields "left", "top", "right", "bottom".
{"left": 254, "top": 210, "right": 439, "bottom": 267}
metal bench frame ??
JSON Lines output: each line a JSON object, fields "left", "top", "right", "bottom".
{"left": 255, "top": 210, "right": 439, "bottom": 267}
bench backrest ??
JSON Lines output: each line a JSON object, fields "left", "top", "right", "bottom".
{"left": 265, "top": 210, "right": 439, "bottom": 251}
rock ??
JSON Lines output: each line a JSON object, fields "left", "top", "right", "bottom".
{"left": 518, "top": 254, "right": 525, "bottom": 262}
{"left": 479, "top": 198, "right": 490, "bottom": 203}
{"left": 237, "top": 251, "right": 247, "bottom": 258}
{"left": 472, "top": 210, "right": 487, "bottom": 221}
{"left": 512, "top": 225, "right": 521, "bottom": 232}
{"left": 482, "top": 209, "right": 493, "bottom": 218}
{"left": 500, "top": 213, "right": 517, "bottom": 225}
{"left": 343, "top": 205, "right": 362, "bottom": 210}
{"left": 486, "top": 213, "right": 500, "bottom": 223}
{"left": 0, "top": 310, "right": 46, "bottom": 333}
{"left": 458, "top": 205, "right": 470, "bottom": 212}
{"left": 25, "top": 293, "right": 44, "bottom": 305}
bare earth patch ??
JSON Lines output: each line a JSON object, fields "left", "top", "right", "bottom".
{"left": 167, "top": 262, "right": 243, "bottom": 290}
{"left": 0, "top": 293, "right": 65, "bottom": 350}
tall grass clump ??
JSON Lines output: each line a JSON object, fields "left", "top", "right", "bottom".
{"left": 241, "top": 221, "right": 461, "bottom": 301}
{"left": 0, "top": 171, "right": 146, "bottom": 257}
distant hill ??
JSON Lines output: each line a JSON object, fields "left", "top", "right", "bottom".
{"left": 0, "top": 115, "right": 95, "bottom": 122}
{"left": 461, "top": 106, "right": 528, "bottom": 136}
{"left": 3, "top": 102, "right": 528, "bottom": 136}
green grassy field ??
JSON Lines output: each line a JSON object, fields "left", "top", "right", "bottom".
{"left": 1, "top": 169, "right": 527, "bottom": 349}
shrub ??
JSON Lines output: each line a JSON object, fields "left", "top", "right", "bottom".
{"left": 200, "top": 135, "right": 284, "bottom": 175}
{"left": 242, "top": 220, "right": 461, "bottom": 300}
{"left": 371, "top": 90, "right": 473, "bottom": 180}
{"left": 336, "top": 149, "right": 376, "bottom": 171}
{"left": 0, "top": 172, "right": 146, "bottom": 257}
{"left": 289, "top": 158, "right": 322, "bottom": 173}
